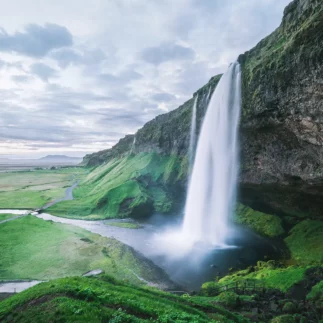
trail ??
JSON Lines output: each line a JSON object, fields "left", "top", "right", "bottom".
{"left": 0, "top": 181, "right": 78, "bottom": 224}
{"left": 0, "top": 211, "right": 30, "bottom": 224}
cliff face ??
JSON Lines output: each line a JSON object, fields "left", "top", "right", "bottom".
{"left": 238, "top": 0, "right": 323, "bottom": 217}
{"left": 82, "top": 0, "right": 323, "bottom": 219}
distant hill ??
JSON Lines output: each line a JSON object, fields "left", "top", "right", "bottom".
{"left": 39, "top": 155, "right": 82, "bottom": 162}
{"left": 0, "top": 155, "right": 83, "bottom": 171}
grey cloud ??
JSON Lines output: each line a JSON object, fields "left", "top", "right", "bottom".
{"left": 169, "top": 13, "right": 197, "bottom": 39}
{"left": 140, "top": 42, "right": 195, "bottom": 65}
{"left": 82, "top": 49, "right": 106, "bottom": 65}
{"left": 51, "top": 48, "right": 106, "bottom": 69}
{"left": 0, "top": 23, "right": 73, "bottom": 57}
{"left": 50, "top": 49, "right": 82, "bottom": 68}
{"left": 12, "top": 75, "right": 33, "bottom": 83}
{"left": 99, "top": 67, "right": 142, "bottom": 86}
{"left": 150, "top": 92, "right": 176, "bottom": 102}
{"left": 30, "top": 63, "right": 57, "bottom": 82}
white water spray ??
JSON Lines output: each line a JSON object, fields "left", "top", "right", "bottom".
{"left": 182, "top": 62, "right": 241, "bottom": 247}
{"left": 206, "top": 87, "right": 212, "bottom": 101}
{"left": 130, "top": 136, "right": 136, "bottom": 154}
{"left": 188, "top": 95, "right": 198, "bottom": 173}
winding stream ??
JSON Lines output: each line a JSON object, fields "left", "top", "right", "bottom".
{"left": 41, "top": 181, "right": 79, "bottom": 210}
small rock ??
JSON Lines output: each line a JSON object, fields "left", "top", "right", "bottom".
{"left": 270, "top": 301, "right": 278, "bottom": 312}
{"left": 252, "top": 307, "right": 259, "bottom": 314}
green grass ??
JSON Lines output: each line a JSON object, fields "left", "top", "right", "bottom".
{"left": 202, "top": 262, "right": 309, "bottom": 294}
{"left": 307, "top": 280, "right": 323, "bottom": 302}
{"left": 0, "top": 276, "right": 249, "bottom": 323}
{"left": 0, "top": 214, "right": 17, "bottom": 221}
{"left": 285, "top": 220, "right": 323, "bottom": 264}
{"left": 0, "top": 168, "right": 84, "bottom": 209}
{"left": 48, "top": 153, "right": 186, "bottom": 219}
{"left": 234, "top": 204, "right": 285, "bottom": 238}
{"left": 0, "top": 215, "right": 170, "bottom": 285}
{"left": 107, "top": 222, "right": 142, "bottom": 229}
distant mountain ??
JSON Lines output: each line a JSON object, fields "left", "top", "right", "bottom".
{"left": 39, "top": 155, "right": 82, "bottom": 162}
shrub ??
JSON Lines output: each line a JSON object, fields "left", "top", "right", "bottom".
{"left": 200, "top": 281, "right": 220, "bottom": 296}
{"left": 271, "top": 314, "right": 296, "bottom": 323}
{"left": 215, "top": 292, "right": 240, "bottom": 309}
{"left": 282, "top": 302, "right": 297, "bottom": 314}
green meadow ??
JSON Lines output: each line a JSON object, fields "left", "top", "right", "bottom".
{"left": 0, "top": 215, "right": 168, "bottom": 285}
{"left": 0, "top": 168, "right": 84, "bottom": 209}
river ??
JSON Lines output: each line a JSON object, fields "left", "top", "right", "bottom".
{"left": 1, "top": 209, "right": 279, "bottom": 292}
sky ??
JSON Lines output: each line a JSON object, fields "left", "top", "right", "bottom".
{"left": 0, "top": 0, "right": 291, "bottom": 158}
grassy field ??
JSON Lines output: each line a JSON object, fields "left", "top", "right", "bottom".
{"left": 0, "top": 276, "right": 248, "bottom": 323}
{"left": 0, "top": 215, "right": 171, "bottom": 286}
{"left": 0, "top": 168, "right": 84, "bottom": 209}
{"left": 0, "top": 214, "right": 17, "bottom": 221}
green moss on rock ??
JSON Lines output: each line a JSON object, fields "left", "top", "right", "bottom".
{"left": 285, "top": 220, "right": 323, "bottom": 264}
{"left": 270, "top": 315, "right": 296, "bottom": 323}
{"left": 235, "top": 204, "right": 285, "bottom": 238}
{"left": 209, "top": 262, "right": 309, "bottom": 293}
{"left": 307, "top": 280, "right": 323, "bottom": 302}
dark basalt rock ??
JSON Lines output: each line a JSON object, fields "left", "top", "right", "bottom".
{"left": 238, "top": 0, "right": 323, "bottom": 218}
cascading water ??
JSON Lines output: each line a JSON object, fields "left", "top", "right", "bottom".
{"left": 188, "top": 95, "right": 198, "bottom": 174}
{"left": 206, "top": 86, "right": 212, "bottom": 101}
{"left": 182, "top": 61, "right": 241, "bottom": 247}
{"left": 129, "top": 136, "right": 136, "bottom": 155}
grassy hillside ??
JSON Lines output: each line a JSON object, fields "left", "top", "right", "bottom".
{"left": 0, "top": 275, "right": 248, "bottom": 323}
{"left": 0, "top": 215, "right": 171, "bottom": 286}
{"left": 0, "top": 168, "right": 84, "bottom": 209}
{"left": 0, "top": 214, "right": 17, "bottom": 221}
{"left": 48, "top": 153, "right": 187, "bottom": 219}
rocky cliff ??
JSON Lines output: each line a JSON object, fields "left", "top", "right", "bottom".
{"left": 238, "top": 0, "right": 323, "bottom": 218}
{"left": 80, "top": 0, "right": 323, "bottom": 221}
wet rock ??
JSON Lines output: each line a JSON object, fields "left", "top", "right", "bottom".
{"left": 270, "top": 301, "right": 279, "bottom": 312}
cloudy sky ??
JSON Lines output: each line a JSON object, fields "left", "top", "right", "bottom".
{"left": 0, "top": 0, "right": 291, "bottom": 158}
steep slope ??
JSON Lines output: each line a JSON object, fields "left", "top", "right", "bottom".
{"left": 75, "top": 0, "right": 323, "bottom": 221}
{"left": 0, "top": 276, "right": 248, "bottom": 323}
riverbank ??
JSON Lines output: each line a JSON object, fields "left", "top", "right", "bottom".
{"left": 0, "top": 214, "right": 174, "bottom": 290}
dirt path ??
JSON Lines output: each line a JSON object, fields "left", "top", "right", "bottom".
{"left": 0, "top": 210, "right": 30, "bottom": 225}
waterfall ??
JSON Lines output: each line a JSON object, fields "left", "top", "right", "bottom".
{"left": 188, "top": 95, "right": 198, "bottom": 174}
{"left": 182, "top": 62, "right": 241, "bottom": 247}
{"left": 129, "top": 136, "right": 136, "bottom": 154}
{"left": 206, "top": 87, "right": 212, "bottom": 101}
